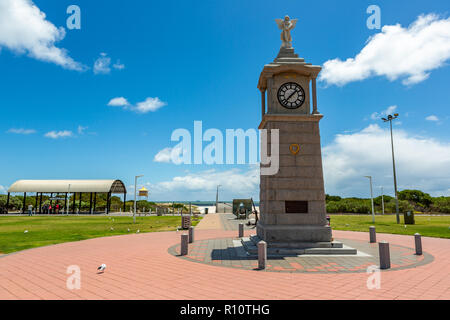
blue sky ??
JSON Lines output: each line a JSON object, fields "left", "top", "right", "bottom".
{"left": 1, "top": 0, "right": 449, "bottom": 200}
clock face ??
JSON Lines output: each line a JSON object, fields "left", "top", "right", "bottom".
{"left": 277, "top": 82, "right": 305, "bottom": 109}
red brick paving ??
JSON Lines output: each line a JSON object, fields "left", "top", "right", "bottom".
{"left": 0, "top": 229, "right": 448, "bottom": 300}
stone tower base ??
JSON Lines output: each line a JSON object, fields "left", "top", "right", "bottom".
{"left": 257, "top": 222, "right": 332, "bottom": 246}
{"left": 253, "top": 222, "right": 357, "bottom": 255}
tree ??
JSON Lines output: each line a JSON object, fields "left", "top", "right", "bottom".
{"left": 373, "top": 195, "right": 393, "bottom": 206}
{"left": 398, "top": 190, "right": 432, "bottom": 207}
{"left": 430, "top": 197, "right": 450, "bottom": 213}
{"left": 326, "top": 194, "right": 342, "bottom": 202}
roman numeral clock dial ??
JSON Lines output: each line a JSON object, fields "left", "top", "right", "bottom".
{"left": 277, "top": 82, "right": 305, "bottom": 109}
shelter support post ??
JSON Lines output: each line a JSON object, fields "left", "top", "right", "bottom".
{"left": 93, "top": 193, "right": 97, "bottom": 213}
{"left": 22, "top": 192, "right": 27, "bottom": 214}
{"left": 6, "top": 192, "right": 10, "bottom": 212}
{"left": 39, "top": 193, "right": 42, "bottom": 214}
{"left": 64, "top": 193, "right": 67, "bottom": 212}
{"left": 123, "top": 192, "right": 126, "bottom": 213}
{"left": 79, "top": 192, "right": 82, "bottom": 213}
{"left": 89, "top": 192, "right": 93, "bottom": 214}
{"left": 106, "top": 192, "right": 111, "bottom": 214}
{"left": 72, "top": 193, "right": 76, "bottom": 214}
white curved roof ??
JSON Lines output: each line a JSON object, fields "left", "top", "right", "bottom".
{"left": 7, "top": 180, "right": 126, "bottom": 193}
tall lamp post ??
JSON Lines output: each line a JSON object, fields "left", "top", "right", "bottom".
{"left": 364, "top": 176, "right": 375, "bottom": 223}
{"left": 134, "top": 175, "right": 144, "bottom": 224}
{"left": 382, "top": 113, "right": 400, "bottom": 224}
{"left": 381, "top": 186, "right": 385, "bottom": 215}
{"left": 215, "top": 185, "right": 221, "bottom": 213}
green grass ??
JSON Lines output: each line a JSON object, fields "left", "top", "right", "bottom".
{"left": 330, "top": 214, "right": 450, "bottom": 239}
{"left": 0, "top": 215, "right": 202, "bottom": 254}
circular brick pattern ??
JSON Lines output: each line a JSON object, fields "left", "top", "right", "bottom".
{"left": 168, "top": 237, "right": 434, "bottom": 273}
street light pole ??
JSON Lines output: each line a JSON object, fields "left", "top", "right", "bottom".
{"left": 381, "top": 186, "right": 385, "bottom": 215}
{"left": 364, "top": 176, "right": 375, "bottom": 223}
{"left": 134, "top": 175, "right": 144, "bottom": 224}
{"left": 382, "top": 114, "right": 400, "bottom": 224}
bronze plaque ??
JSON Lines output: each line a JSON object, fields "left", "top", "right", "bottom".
{"left": 285, "top": 201, "right": 308, "bottom": 214}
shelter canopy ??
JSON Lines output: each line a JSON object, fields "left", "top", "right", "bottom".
{"left": 7, "top": 180, "right": 126, "bottom": 194}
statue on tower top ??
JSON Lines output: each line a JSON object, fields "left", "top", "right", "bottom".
{"left": 275, "top": 16, "right": 298, "bottom": 49}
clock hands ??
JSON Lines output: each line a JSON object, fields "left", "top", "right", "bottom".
{"left": 285, "top": 89, "right": 298, "bottom": 102}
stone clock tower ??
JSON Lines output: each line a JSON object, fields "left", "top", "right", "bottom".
{"left": 255, "top": 16, "right": 342, "bottom": 252}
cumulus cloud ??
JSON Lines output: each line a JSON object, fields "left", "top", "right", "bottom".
{"left": 107, "top": 97, "right": 130, "bottom": 107}
{"left": 143, "top": 167, "right": 259, "bottom": 200}
{"left": 93, "top": 53, "right": 124, "bottom": 74}
{"left": 425, "top": 115, "right": 439, "bottom": 122}
{"left": 320, "top": 14, "right": 450, "bottom": 86}
{"left": 107, "top": 96, "right": 166, "bottom": 113}
{"left": 0, "top": 185, "right": 6, "bottom": 194}
{"left": 135, "top": 97, "right": 166, "bottom": 113}
{"left": 44, "top": 130, "right": 73, "bottom": 139}
{"left": 154, "top": 145, "right": 183, "bottom": 163}
{"left": 7, "top": 128, "right": 36, "bottom": 135}
{"left": 370, "top": 105, "right": 398, "bottom": 120}
{"left": 0, "top": 0, "right": 84, "bottom": 70}
{"left": 323, "top": 124, "right": 450, "bottom": 197}
{"left": 93, "top": 53, "right": 111, "bottom": 74}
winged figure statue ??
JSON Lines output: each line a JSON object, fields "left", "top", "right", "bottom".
{"left": 275, "top": 16, "right": 298, "bottom": 48}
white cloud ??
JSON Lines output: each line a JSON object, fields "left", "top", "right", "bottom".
{"left": 143, "top": 167, "right": 259, "bottom": 200}
{"left": 370, "top": 105, "right": 398, "bottom": 120}
{"left": 93, "top": 53, "right": 124, "bottom": 74}
{"left": 323, "top": 124, "right": 450, "bottom": 197}
{"left": 0, "top": 0, "right": 84, "bottom": 70}
{"left": 93, "top": 53, "right": 111, "bottom": 74}
{"left": 107, "top": 97, "right": 130, "bottom": 107}
{"left": 44, "top": 130, "right": 73, "bottom": 139}
{"left": 154, "top": 146, "right": 183, "bottom": 163}
{"left": 107, "top": 96, "right": 166, "bottom": 113}
{"left": 113, "top": 60, "right": 125, "bottom": 70}
{"left": 77, "top": 125, "right": 87, "bottom": 134}
{"left": 320, "top": 14, "right": 450, "bottom": 86}
{"left": 425, "top": 115, "right": 439, "bottom": 122}
{"left": 0, "top": 185, "right": 6, "bottom": 194}
{"left": 7, "top": 128, "right": 36, "bottom": 134}
{"left": 135, "top": 97, "right": 166, "bottom": 113}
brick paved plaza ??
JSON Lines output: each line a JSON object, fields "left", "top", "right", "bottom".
{"left": 0, "top": 213, "right": 448, "bottom": 300}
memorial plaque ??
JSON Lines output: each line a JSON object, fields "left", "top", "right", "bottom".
{"left": 285, "top": 201, "right": 308, "bottom": 214}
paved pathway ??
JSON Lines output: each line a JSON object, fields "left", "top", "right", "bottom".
{"left": 0, "top": 214, "right": 448, "bottom": 299}
{"left": 195, "top": 213, "right": 223, "bottom": 230}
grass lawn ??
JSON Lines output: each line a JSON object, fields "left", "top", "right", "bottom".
{"left": 0, "top": 215, "right": 202, "bottom": 254}
{"left": 330, "top": 214, "right": 450, "bottom": 239}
